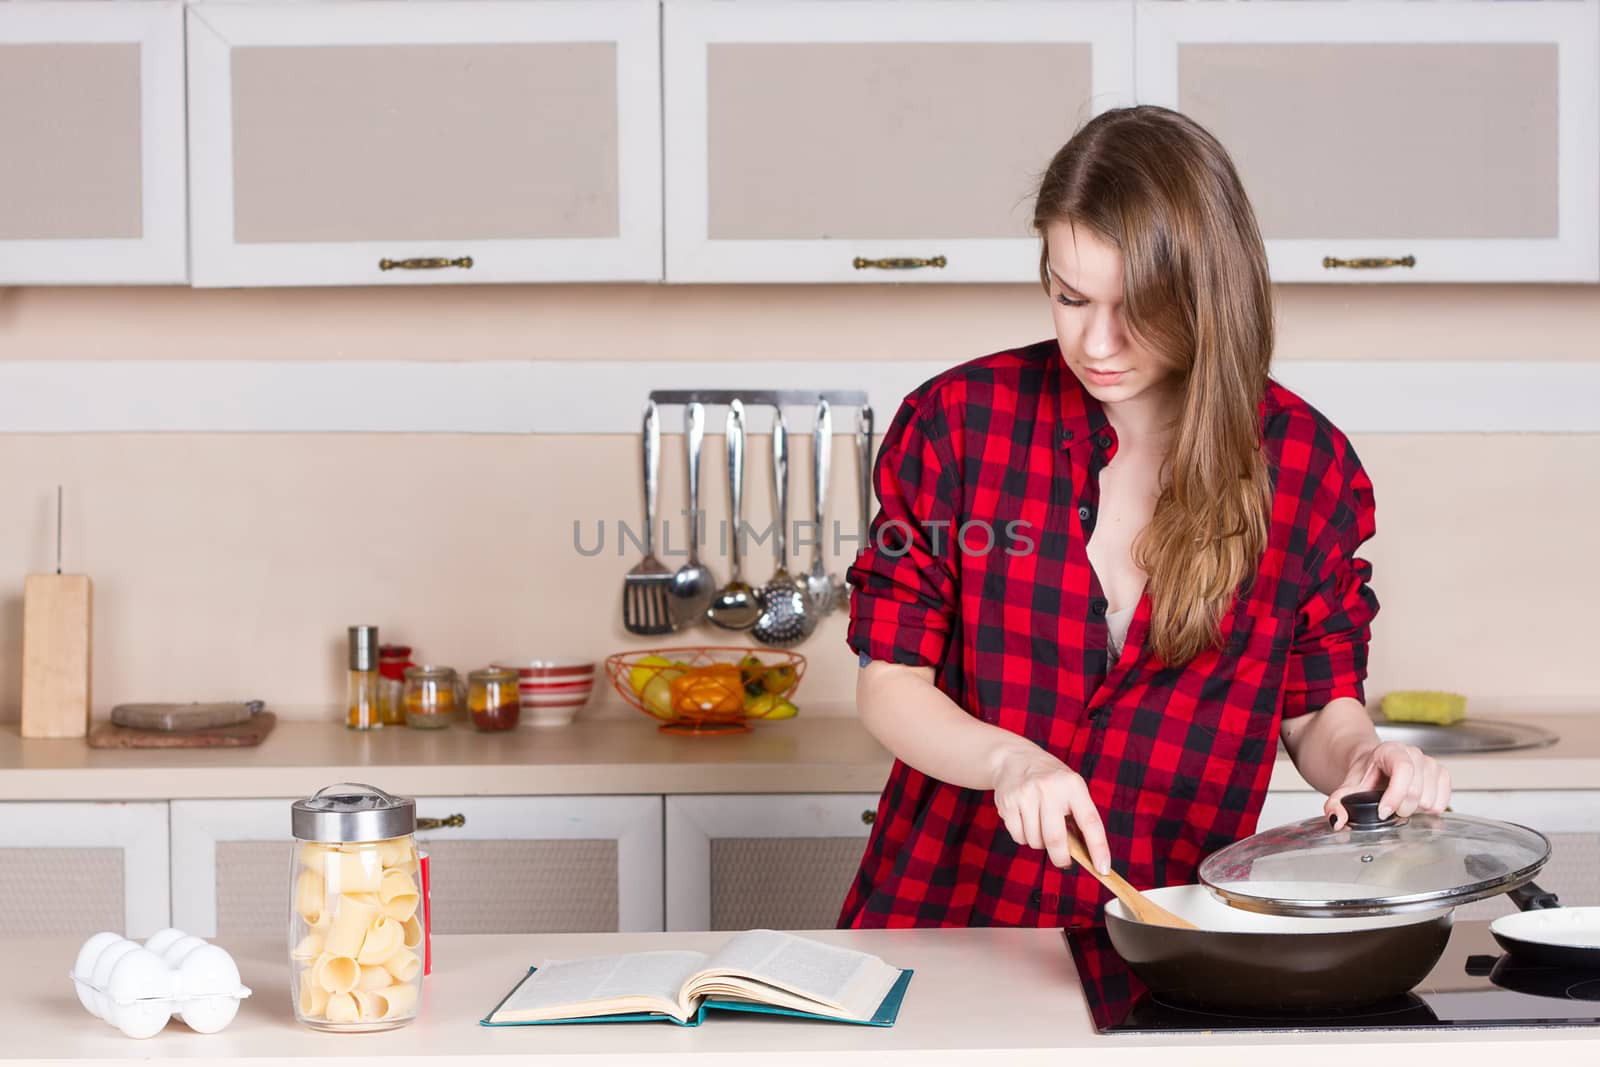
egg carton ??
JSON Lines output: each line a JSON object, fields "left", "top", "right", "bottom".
{"left": 71, "top": 928, "right": 252, "bottom": 1039}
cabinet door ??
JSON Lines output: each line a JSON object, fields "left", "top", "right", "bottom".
{"left": 665, "top": 794, "right": 878, "bottom": 931}
{"left": 0, "top": 1, "right": 186, "bottom": 284}
{"left": 186, "top": 1, "right": 661, "bottom": 287}
{"left": 664, "top": 0, "right": 1134, "bottom": 283}
{"left": 1136, "top": 0, "right": 1600, "bottom": 282}
{"left": 0, "top": 802, "right": 169, "bottom": 937}
{"left": 171, "top": 796, "right": 663, "bottom": 937}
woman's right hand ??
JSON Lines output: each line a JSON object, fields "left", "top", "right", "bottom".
{"left": 991, "top": 743, "right": 1112, "bottom": 874}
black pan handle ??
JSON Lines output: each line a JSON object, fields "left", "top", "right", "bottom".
{"left": 1508, "top": 881, "right": 1562, "bottom": 912}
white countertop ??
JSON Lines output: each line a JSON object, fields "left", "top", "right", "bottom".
{"left": 9, "top": 928, "right": 1599, "bottom": 1066}
{"left": 1, "top": 711, "right": 1597, "bottom": 801}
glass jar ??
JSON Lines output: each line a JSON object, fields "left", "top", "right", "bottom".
{"left": 377, "top": 645, "right": 413, "bottom": 727}
{"left": 403, "top": 665, "right": 463, "bottom": 729}
{"left": 468, "top": 667, "right": 520, "bottom": 731}
{"left": 289, "top": 783, "right": 424, "bottom": 1032}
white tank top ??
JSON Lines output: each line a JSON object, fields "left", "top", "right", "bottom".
{"left": 1106, "top": 603, "right": 1137, "bottom": 659}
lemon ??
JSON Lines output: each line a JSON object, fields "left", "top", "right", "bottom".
{"left": 640, "top": 675, "right": 676, "bottom": 720}
{"left": 746, "top": 693, "right": 798, "bottom": 720}
{"left": 629, "top": 654, "right": 674, "bottom": 696}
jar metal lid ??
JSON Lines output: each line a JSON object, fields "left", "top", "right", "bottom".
{"left": 291, "top": 782, "right": 416, "bottom": 843}
{"left": 469, "top": 667, "right": 518, "bottom": 683}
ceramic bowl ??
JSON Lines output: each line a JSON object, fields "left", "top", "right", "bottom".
{"left": 489, "top": 658, "right": 597, "bottom": 727}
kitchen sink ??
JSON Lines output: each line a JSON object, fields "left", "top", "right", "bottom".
{"left": 1370, "top": 718, "right": 1559, "bottom": 755}
{"left": 1279, "top": 717, "right": 1560, "bottom": 757}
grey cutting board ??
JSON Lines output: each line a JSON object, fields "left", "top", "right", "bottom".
{"left": 109, "top": 700, "right": 263, "bottom": 732}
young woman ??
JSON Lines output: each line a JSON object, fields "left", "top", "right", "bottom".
{"left": 841, "top": 106, "right": 1450, "bottom": 929}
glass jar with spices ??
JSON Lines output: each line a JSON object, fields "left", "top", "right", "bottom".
{"left": 402, "top": 666, "right": 463, "bottom": 729}
{"left": 467, "top": 668, "right": 519, "bottom": 731}
{"left": 377, "top": 645, "right": 413, "bottom": 727}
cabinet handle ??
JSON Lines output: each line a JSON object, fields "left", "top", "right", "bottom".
{"left": 1321, "top": 255, "right": 1415, "bottom": 271}
{"left": 378, "top": 256, "right": 475, "bottom": 271}
{"left": 852, "top": 256, "right": 947, "bottom": 271}
{"left": 416, "top": 813, "right": 466, "bottom": 831}
{"left": 860, "top": 810, "right": 875, "bottom": 825}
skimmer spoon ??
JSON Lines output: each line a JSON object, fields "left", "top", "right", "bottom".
{"left": 802, "top": 399, "right": 837, "bottom": 619}
{"left": 752, "top": 407, "right": 811, "bottom": 647}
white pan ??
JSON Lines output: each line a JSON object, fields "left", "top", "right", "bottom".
{"left": 1490, "top": 883, "right": 1600, "bottom": 970}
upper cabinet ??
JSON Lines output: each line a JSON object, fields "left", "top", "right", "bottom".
{"left": 0, "top": 1, "right": 187, "bottom": 285}
{"left": 185, "top": 1, "right": 662, "bottom": 287}
{"left": 1136, "top": 0, "right": 1600, "bottom": 283}
{"left": 663, "top": 0, "right": 1135, "bottom": 283}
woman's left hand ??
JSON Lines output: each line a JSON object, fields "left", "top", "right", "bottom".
{"left": 1325, "top": 741, "right": 1451, "bottom": 830}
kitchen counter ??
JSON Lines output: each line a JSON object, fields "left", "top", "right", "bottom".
{"left": 0, "top": 711, "right": 1597, "bottom": 801}
{"left": 8, "top": 928, "right": 1598, "bottom": 1066}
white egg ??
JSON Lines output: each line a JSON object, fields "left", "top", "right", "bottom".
{"left": 104, "top": 948, "right": 174, "bottom": 1039}
{"left": 160, "top": 935, "right": 207, "bottom": 968}
{"left": 88, "top": 939, "right": 140, "bottom": 1021}
{"left": 141, "top": 928, "right": 188, "bottom": 956}
{"left": 173, "top": 943, "right": 245, "bottom": 1034}
{"left": 71, "top": 933, "right": 123, "bottom": 1015}
{"left": 178, "top": 992, "right": 242, "bottom": 1034}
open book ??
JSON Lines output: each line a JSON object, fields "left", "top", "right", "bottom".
{"left": 481, "top": 929, "right": 912, "bottom": 1028}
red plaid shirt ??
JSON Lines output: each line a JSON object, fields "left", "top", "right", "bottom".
{"left": 841, "top": 339, "right": 1377, "bottom": 928}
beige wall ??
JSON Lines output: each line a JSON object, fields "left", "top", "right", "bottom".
{"left": 0, "top": 282, "right": 1597, "bottom": 723}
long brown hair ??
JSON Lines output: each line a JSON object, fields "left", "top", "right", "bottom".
{"left": 1033, "top": 105, "right": 1273, "bottom": 665}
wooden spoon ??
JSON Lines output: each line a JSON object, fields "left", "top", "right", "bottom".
{"left": 1063, "top": 823, "right": 1199, "bottom": 930}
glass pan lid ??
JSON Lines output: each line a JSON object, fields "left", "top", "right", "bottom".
{"left": 1197, "top": 790, "right": 1550, "bottom": 918}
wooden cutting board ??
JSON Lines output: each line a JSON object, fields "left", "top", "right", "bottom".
{"left": 87, "top": 711, "right": 277, "bottom": 749}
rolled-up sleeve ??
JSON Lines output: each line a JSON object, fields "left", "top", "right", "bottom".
{"left": 845, "top": 396, "right": 960, "bottom": 671}
{"left": 1283, "top": 449, "right": 1379, "bottom": 719}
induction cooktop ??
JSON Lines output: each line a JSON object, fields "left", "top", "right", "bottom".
{"left": 1065, "top": 920, "right": 1600, "bottom": 1034}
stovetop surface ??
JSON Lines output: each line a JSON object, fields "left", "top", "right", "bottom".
{"left": 1065, "top": 920, "right": 1600, "bottom": 1034}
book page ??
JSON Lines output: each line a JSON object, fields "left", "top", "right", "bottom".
{"left": 693, "top": 930, "right": 903, "bottom": 1021}
{"left": 491, "top": 951, "right": 707, "bottom": 1023}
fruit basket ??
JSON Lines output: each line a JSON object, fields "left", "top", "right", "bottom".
{"left": 603, "top": 647, "right": 806, "bottom": 736}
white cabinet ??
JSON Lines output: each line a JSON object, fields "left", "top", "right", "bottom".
{"left": 1135, "top": 0, "right": 1600, "bottom": 282}
{"left": 171, "top": 796, "right": 663, "bottom": 937}
{"left": 186, "top": 1, "right": 662, "bottom": 287}
{"left": 0, "top": 802, "right": 169, "bottom": 937}
{"left": 665, "top": 794, "right": 877, "bottom": 931}
{"left": 0, "top": 1, "right": 187, "bottom": 284}
{"left": 663, "top": 0, "right": 1134, "bottom": 283}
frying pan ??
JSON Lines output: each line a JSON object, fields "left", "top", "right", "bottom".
{"left": 1104, "top": 884, "right": 1453, "bottom": 1011}
{"left": 1490, "top": 883, "right": 1600, "bottom": 970}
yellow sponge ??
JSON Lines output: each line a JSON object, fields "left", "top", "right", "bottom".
{"left": 1380, "top": 690, "right": 1467, "bottom": 725}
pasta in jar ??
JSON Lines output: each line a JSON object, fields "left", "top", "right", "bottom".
{"left": 289, "top": 784, "right": 425, "bottom": 1032}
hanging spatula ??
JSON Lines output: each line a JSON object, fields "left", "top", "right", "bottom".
{"left": 622, "top": 400, "right": 674, "bottom": 635}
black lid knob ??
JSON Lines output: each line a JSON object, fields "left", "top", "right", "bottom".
{"left": 1340, "top": 790, "right": 1395, "bottom": 830}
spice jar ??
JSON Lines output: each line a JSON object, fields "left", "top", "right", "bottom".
{"left": 468, "top": 667, "right": 520, "bottom": 731}
{"left": 289, "top": 783, "right": 423, "bottom": 1032}
{"left": 403, "top": 666, "right": 463, "bottom": 729}
{"left": 377, "top": 645, "right": 413, "bottom": 727}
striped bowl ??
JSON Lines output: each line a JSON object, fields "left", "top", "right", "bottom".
{"left": 489, "top": 658, "right": 597, "bottom": 727}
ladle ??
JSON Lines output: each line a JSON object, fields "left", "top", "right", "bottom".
{"left": 706, "top": 400, "right": 761, "bottom": 631}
